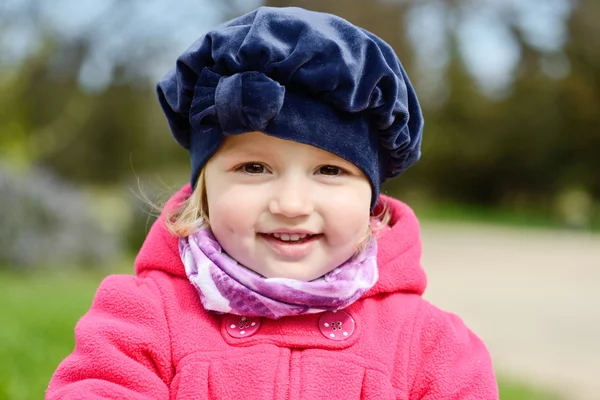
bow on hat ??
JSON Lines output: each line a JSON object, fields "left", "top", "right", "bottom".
{"left": 189, "top": 69, "right": 285, "bottom": 138}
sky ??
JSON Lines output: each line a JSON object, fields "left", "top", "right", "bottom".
{"left": 0, "top": 0, "right": 572, "bottom": 96}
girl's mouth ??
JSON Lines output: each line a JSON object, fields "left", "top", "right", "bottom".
{"left": 258, "top": 233, "right": 323, "bottom": 259}
{"left": 264, "top": 232, "right": 318, "bottom": 243}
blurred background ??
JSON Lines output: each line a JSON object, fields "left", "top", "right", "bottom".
{"left": 0, "top": 0, "right": 599, "bottom": 399}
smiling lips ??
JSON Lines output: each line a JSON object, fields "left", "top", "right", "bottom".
{"left": 258, "top": 231, "right": 323, "bottom": 259}
{"left": 269, "top": 232, "right": 312, "bottom": 242}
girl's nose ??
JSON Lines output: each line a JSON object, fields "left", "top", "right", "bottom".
{"left": 268, "top": 177, "right": 314, "bottom": 218}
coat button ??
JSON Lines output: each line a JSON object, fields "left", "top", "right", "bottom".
{"left": 224, "top": 315, "right": 261, "bottom": 338}
{"left": 318, "top": 310, "right": 355, "bottom": 341}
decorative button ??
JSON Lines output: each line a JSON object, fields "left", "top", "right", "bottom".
{"left": 318, "top": 310, "right": 355, "bottom": 341}
{"left": 224, "top": 315, "right": 261, "bottom": 338}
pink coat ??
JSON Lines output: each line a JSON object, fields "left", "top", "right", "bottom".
{"left": 47, "top": 186, "right": 498, "bottom": 399}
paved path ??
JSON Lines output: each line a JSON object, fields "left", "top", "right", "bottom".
{"left": 419, "top": 223, "right": 600, "bottom": 400}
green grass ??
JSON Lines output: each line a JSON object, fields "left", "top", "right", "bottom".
{"left": 0, "top": 267, "right": 127, "bottom": 400}
{"left": 498, "top": 380, "right": 561, "bottom": 400}
{"left": 0, "top": 267, "right": 560, "bottom": 400}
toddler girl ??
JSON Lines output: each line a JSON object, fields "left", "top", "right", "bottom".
{"left": 48, "top": 6, "right": 498, "bottom": 399}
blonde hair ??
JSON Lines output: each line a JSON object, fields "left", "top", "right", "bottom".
{"left": 166, "top": 169, "right": 209, "bottom": 237}
{"left": 166, "top": 168, "right": 391, "bottom": 251}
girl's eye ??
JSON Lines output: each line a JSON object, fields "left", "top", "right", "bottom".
{"left": 318, "top": 165, "right": 343, "bottom": 176}
{"left": 242, "top": 163, "right": 266, "bottom": 174}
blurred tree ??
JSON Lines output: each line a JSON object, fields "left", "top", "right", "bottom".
{"left": 0, "top": 0, "right": 218, "bottom": 184}
{"left": 0, "top": 41, "right": 186, "bottom": 184}
{"left": 559, "top": 0, "right": 600, "bottom": 196}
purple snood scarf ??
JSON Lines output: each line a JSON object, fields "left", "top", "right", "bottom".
{"left": 180, "top": 229, "right": 379, "bottom": 319}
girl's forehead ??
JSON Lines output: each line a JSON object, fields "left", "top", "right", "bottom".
{"left": 219, "top": 132, "right": 333, "bottom": 159}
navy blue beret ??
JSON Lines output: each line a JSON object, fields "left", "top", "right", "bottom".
{"left": 157, "top": 6, "right": 423, "bottom": 209}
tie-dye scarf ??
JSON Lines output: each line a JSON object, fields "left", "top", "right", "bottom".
{"left": 180, "top": 229, "right": 378, "bottom": 319}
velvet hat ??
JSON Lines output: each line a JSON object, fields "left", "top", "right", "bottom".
{"left": 157, "top": 6, "right": 423, "bottom": 209}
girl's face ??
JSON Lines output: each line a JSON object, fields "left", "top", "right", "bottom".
{"left": 204, "top": 131, "right": 372, "bottom": 281}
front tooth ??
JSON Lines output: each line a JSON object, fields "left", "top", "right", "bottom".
{"left": 280, "top": 233, "right": 290, "bottom": 241}
{"left": 272, "top": 233, "right": 281, "bottom": 239}
{"left": 290, "top": 234, "right": 300, "bottom": 241}
{"left": 298, "top": 234, "right": 307, "bottom": 239}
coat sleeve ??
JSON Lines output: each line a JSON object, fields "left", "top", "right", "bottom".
{"left": 409, "top": 302, "right": 499, "bottom": 400}
{"left": 46, "top": 274, "right": 173, "bottom": 399}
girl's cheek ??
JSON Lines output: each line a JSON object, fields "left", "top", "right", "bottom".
{"left": 327, "top": 189, "right": 370, "bottom": 217}
{"left": 210, "top": 186, "right": 265, "bottom": 218}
